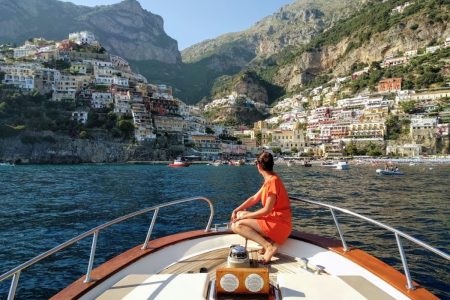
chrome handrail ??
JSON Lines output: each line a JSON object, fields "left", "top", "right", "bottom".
{"left": 0, "top": 196, "right": 214, "bottom": 300}
{"left": 290, "top": 196, "right": 450, "bottom": 290}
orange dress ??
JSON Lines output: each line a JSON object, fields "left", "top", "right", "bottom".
{"left": 257, "top": 175, "right": 292, "bottom": 244}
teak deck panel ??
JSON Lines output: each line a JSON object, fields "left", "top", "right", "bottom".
{"left": 160, "top": 247, "right": 304, "bottom": 284}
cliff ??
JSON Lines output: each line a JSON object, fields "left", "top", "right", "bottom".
{"left": 0, "top": 0, "right": 180, "bottom": 63}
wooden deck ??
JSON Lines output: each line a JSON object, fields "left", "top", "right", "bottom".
{"left": 159, "top": 247, "right": 303, "bottom": 284}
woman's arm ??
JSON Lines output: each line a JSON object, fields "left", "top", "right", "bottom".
{"left": 234, "top": 194, "right": 276, "bottom": 221}
{"left": 231, "top": 188, "right": 263, "bottom": 221}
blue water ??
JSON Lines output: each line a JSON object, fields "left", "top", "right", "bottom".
{"left": 0, "top": 163, "right": 449, "bottom": 299}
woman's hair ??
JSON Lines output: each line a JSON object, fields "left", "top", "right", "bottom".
{"left": 257, "top": 151, "right": 274, "bottom": 172}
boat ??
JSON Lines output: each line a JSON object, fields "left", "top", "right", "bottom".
{"left": 168, "top": 158, "right": 190, "bottom": 167}
{"left": 321, "top": 161, "right": 336, "bottom": 167}
{"left": 302, "top": 160, "right": 312, "bottom": 167}
{"left": 0, "top": 162, "right": 15, "bottom": 167}
{"left": 376, "top": 169, "right": 405, "bottom": 175}
{"left": 334, "top": 161, "right": 349, "bottom": 170}
{"left": 1, "top": 196, "right": 448, "bottom": 300}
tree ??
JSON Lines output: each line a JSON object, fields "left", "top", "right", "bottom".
{"left": 400, "top": 101, "right": 416, "bottom": 114}
{"left": 118, "top": 119, "right": 134, "bottom": 139}
{"left": 255, "top": 131, "right": 262, "bottom": 146}
{"left": 205, "top": 127, "right": 215, "bottom": 134}
{"left": 291, "top": 147, "right": 298, "bottom": 154}
{"left": 345, "top": 142, "right": 358, "bottom": 156}
{"left": 272, "top": 147, "right": 282, "bottom": 155}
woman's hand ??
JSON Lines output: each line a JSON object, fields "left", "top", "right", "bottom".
{"left": 233, "top": 211, "right": 250, "bottom": 223}
{"left": 231, "top": 209, "right": 238, "bottom": 222}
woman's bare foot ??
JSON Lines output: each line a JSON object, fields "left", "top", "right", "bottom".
{"left": 258, "top": 248, "right": 265, "bottom": 255}
{"left": 263, "top": 243, "right": 278, "bottom": 262}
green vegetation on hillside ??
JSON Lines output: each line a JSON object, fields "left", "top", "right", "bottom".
{"left": 343, "top": 47, "right": 449, "bottom": 94}
{"left": 0, "top": 87, "right": 132, "bottom": 141}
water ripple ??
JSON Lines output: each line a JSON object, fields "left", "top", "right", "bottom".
{"left": 0, "top": 164, "right": 448, "bottom": 299}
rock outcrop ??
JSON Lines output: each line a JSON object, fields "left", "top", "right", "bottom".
{"left": 0, "top": 0, "right": 180, "bottom": 63}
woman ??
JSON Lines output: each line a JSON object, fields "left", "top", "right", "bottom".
{"left": 230, "top": 151, "right": 292, "bottom": 263}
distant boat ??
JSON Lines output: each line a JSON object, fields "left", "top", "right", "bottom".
{"left": 169, "top": 158, "right": 190, "bottom": 167}
{"left": 302, "top": 161, "right": 312, "bottom": 167}
{"left": 334, "top": 161, "right": 349, "bottom": 170}
{"left": 376, "top": 169, "right": 404, "bottom": 175}
{"left": 321, "top": 161, "right": 335, "bottom": 167}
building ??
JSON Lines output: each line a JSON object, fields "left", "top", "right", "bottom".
{"left": 426, "top": 46, "right": 441, "bottom": 54}
{"left": 91, "top": 93, "right": 113, "bottom": 109}
{"left": 153, "top": 115, "right": 184, "bottom": 133}
{"left": 113, "top": 91, "right": 132, "bottom": 115}
{"left": 52, "top": 89, "right": 76, "bottom": 101}
{"left": 68, "top": 31, "right": 97, "bottom": 45}
{"left": 404, "top": 50, "right": 418, "bottom": 58}
{"left": 13, "top": 44, "right": 38, "bottom": 59}
{"left": 349, "top": 122, "right": 385, "bottom": 140}
{"left": 378, "top": 78, "right": 402, "bottom": 93}
{"left": 382, "top": 57, "right": 408, "bottom": 68}
{"left": 410, "top": 116, "right": 437, "bottom": 140}
{"left": 131, "top": 103, "right": 155, "bottom": 142}
{"left": 386, "top": 143, "right": 421, "bottom": 157}
{"left": 445, "top": 37, "right": 450, "bottom": 47}
{"left": 72, "top": 111, "right": 88, "bottom": 124}
{"left": 190, "top": 135, "right": 221, "bottom": 160}
{"left": 1, "top": 63, "right": 48, "bottom": 91}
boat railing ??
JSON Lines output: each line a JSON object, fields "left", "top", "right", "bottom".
{"left": 290, "top": 196, "right": 450, "bottom": 291}
{"left": 0, "top": 196, "right": 214, "bottom": 300}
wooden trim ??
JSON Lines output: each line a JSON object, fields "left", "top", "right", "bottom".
{"left": 52, "top": 230, "right": 438, "bottom": 300}
{"left": 289, "top": 231, "right": 439, "bottom": 300}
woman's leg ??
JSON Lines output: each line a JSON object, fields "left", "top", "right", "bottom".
{"left": 231, "top": 218, "right": 278, "bottom": 261}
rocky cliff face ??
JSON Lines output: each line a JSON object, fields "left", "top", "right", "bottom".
{"left": 181, "top": 0, "right": 365, "bottom": 64}
{"left": 0, "top": 0, "right": 180, "bottom": 63}
{"left": 273, "top": 1, "right": 450, "bottom": 91}
{"left": 0, "top": 134, "right": 185, "bottom": 163}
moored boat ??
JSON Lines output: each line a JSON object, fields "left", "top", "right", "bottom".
{"left": 168, "top": 158, "right": 190, "bottom": 167}
{"left": 1, "top": 196, "right": 448, "bottom": 300}
{"left": 334, "top": 161, "right": 350, "bottom": 170}
{"left": 376, "top": 169, "right": 404, "bottom": 175}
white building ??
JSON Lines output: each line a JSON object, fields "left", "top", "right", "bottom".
{"left": 72, "top": 111, "right": 88, "bottom": 124}
{"left": 95, "top": 75, "right": 114, "bottom": 86}
{"left": 426, "top": 46, "right": 441, "bottom": 54}
{"left": 69, "top": 31, "right": 97, "bottom": 45}
{"left": 52, "top": 89, "right": 76, "bottom": 101}
{"left": 1, "top": 63, "right": 42, "bottom": 90}
{"left": 114, "top": 92, "right": 132, "bottom": 115}
{"left": 404, "top": 50, "right": 418, "bottom": 58}
{"left": 445, "top": 37, "right": 450, "bottom": 47}
{"left": 13, "top": 44, "right": 38, "bottom": 59}
{"left": 91, "top": 92, "right": 113, "bottom": 109}
{"left": 112, "top": 76, "right": 129, "bottom": 87}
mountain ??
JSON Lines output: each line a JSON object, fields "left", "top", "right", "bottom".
{"left": 258, "top": 0, "right": 450, "bottom": 92}
{"left": 182, "top": 0, "right": 367, "bottom": 65}
{"left": 0, "top": 0, "right": 180, "bottom": 63}
{"left": 132, "top": 0, "right": 367, "bottom": 104}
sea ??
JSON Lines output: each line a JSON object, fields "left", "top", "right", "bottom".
{"left": 0, "top": 163, "right": 449, "bottom": 299}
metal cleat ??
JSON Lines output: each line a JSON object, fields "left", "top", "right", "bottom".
{"left": 315, "top": 265, "right": 325, "bottom": 275}
{"left": 300, "top": 257, "right": 309, "bottom": 270}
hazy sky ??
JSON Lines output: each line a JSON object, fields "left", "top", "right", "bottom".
{"left": 63, "top": 0, "right": 294, "bottom": 50}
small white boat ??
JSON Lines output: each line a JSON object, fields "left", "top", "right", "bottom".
{"left": 334, "top": 161, "right": 349, "bottom": 170}
{"left": 376, "top": 169, "right": 404, "bottom": 175}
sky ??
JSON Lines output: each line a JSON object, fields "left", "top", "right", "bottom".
{"left": 63, "top": 0, "right": 294, "bottom": 50}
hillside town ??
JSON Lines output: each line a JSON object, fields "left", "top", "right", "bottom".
{"left": 1, "top": 32, "right": 449, "bottom": 161}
